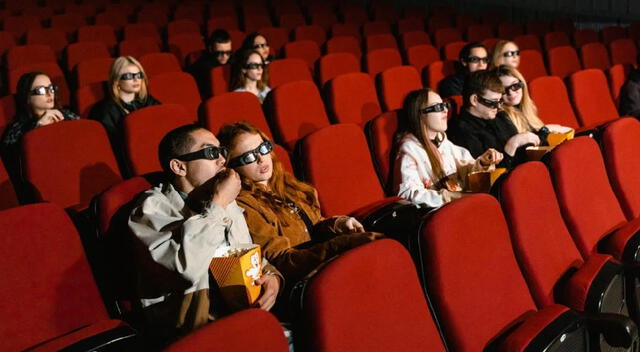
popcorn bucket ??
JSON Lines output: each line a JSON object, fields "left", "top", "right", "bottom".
{"left": 209, "top": 244, "right": 262, "bottom": 309}
{"left": 526, "top": 145, "right": 555, "bottom": 161}
{"left": 467, "top": 168, "right": 507, "bottom": 193}
{"left": 547, "top": 130, "right": 575, "bottom": 147}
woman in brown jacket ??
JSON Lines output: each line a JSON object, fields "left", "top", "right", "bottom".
{"left": 217, "top": 122, "right": 379, "bottom": 283}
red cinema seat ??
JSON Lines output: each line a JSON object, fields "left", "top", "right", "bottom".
{"left": 209, "top": 65, "right": 232, "bottom": 97}
{"left": 149, "top": 72, "right": 202, "bottom": 119}
{"left": 202, "top": 92, "right": 274, "bottom": 139}
{"left": 544, "top": 31, "right": 571, "bottom": 51}
{"left": 168, "top": 33, "right": 205, "bottom": 67}
{"left": 65, "top": 41, "right": 110, "bottom": 72}
{"left": 75, "top": 82, "right": 106, "bottom": 118}
{"left": 573, "top": 28, "right": 599, "bottom": 47}
{"left": 397, "top": 18, "right": 424, "bottom": 35}
{"left": 529, "top": 76, "right": 581, "bottom": 130}
{"left": 424, "top": 60, "right": 455, "bottom": 91}
{"left": 401, "top": 30, "right": 431, "bottom": 49}
{"left": 268, "top": 58, "right": 313, "bottom": 89}
{"left": 433, "top": 27, "right": 462, "bottom": 48}
{"left": 608, "top": 63, "right": 633, "bottom": 104}
{"left": 258, "top": 27, "right": 288, "bottom": 56}
{"left": 325, "top": 36, "right": 361, "bottom": 59}
{"left": 514, "top": 34, "right": 542, "bottom": 52}
{"left": 283, "top": 40, "right": 321, "bottom": 71}
{"left": 123, "top": 23, "right": 161, "bottom": 44}
{"left": 167, "top": 19, "right": 200, "bottom": 37}
{"left": 465, "top": 24, "right": 494, "bottom": 42}
{"left": 609, "top": 39, "right": 637, "bottom": 67}
{"left": 330, "top": 23, "right": 360, "bottom": 40}
{"left": 0, "top": 158, "right": 18, "bottom": 210}
{"left": 547, "top": 45, "right": 582, "bottom": 79}
{"left": 442, "top": 41, "right": 468, "bottom": 61}
{"left": 498, "top": 22, "right": 524, "bottom": 40}
{"left": 569, "top": 69, "right": 621, "bottom": 127}
{"left": 362, "top": 20, "right": 391, "bottom": 37}
{"left": 365, "top": 33, "right": 398, "bottom": 52}
{"left": 118, "top": 39, "right": 161, "bottom": 59}
{"left": 77, "top": 25, "right": 117, "bottom": 53}
{"left": 325, "top": 72, "right": 381, "bottom": 126}
{"left": 139, "top": 52, "right": 182, "bottom": 77}
{"left": 377, "top": 65, "right": 422, "bottom": 111}
{"left": 518, "top": 49, "right": 548, "bottom": 81}
{"left": 74, "top": 57, "right": 114, "bottom": 89}
{"left": 406, "top": 44, "right": 440, "bottom": 74}
{"left": 25, "top": 28, "right": 67, "bottom": 59}
{"left": 602, "top": 26, "right": 628, "bottom": 46}
{"left": 365, "top": 110, "right": 398, "bottom": 192}
{"left": 317, "top": 53, "right": 361, "bottom": 86}
{"left": 365, "top": 48, "right": 402, "bottom": 79}
{"left": 294, "top": 25, "right": 327, "bottom": 47}
{"left": 6, "top": 44, "right": 56, "bottom": 71}
{"left": 580, "top": 42, "right": 611, "bottom": 70}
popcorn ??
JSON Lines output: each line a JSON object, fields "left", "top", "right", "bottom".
{"left": 210, "top": 244, "right": 262, "bottom": 310}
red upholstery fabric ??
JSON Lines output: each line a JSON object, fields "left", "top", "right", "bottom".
{"left": 269, "top": 80, "right": 330, "bottom": 149}
{"left": 138, "top": 7, "right": 170, "bottom": 27}
{"left": 165, "top": 309, "right": 288, "bottom": 352}
{"left": 0, "top": 158, "right": 18, "bottom": 210}
{"left": 424, "top": 60, "right": 455, "bottom": 91}
{"left": 609, "top": 38, "right": 637, "bottom": 67}
{"left": 548, "top": 45, "right": 581, "bottom": 78}
{"left": 401, "top": 30, "right": 430, "bottom": 49}
{"left": 0, "top": 203, "right": 113, "bottom": 351}
{"left": 75, "top": 57, "right": 114, "bottom": 89}
{"left": 549, "top": 137, "right": 628, "bottom": 258}
{"left": 203, "top": 91, "right": 274, "bottom": 139}
{"left": 340, "top": 4, "right": 368, "bottom": 25}
{"left": 118, "top": 39, "right": 161, "bottom": 59}
{"left": 602, "top": 216, "right": 640, "bottom": 260}
{"left": 206, "top": 16, "right": 240, "bottom": 33}
{"left": 168, "top": 33, "right": 205, "bottom": 67}
{"left": 455, "top": 14, "right": 478, "bottom": 31}
{"left": 543, "top": 31, "right": 571, "bottom": 51}
{"left": 517, "top": 50, "right": 548, "bottom": 81}
{"left": 26, "top": 28, "right": 67, "bottom": 58}
{"left": 0, "top": 31, "right": 16, "bottom": 59}
{"left": 365, "top": 33, "right": 398, "bottom": 52}
{"left": 514, "top": 34, "right": 542, "bottom": 52}
{"left": 124, "top": 104, "right": 195, "bottom": 175}
{"left": 608, "top": 63, "right": 632, "bottom": 103}
{"left": 498, "top": 22, "right": 524, "bottom": 40}
{"left": 149, "top": 72, "right": 202, "bottom": 119}
{"left": 75, "top": 82, "right": 105, "bottom": 118}
{"left": 529, "top": 76, "right": 580, "bottom": 129}
{"left": 95, "top": 11, "right": 128, "bottom": 32}
{"left": 65, "top": 41, "right": 110, "bottom": 72}
{"left": 421, "top": 194, "right": 538, "bottom": 351}
{"left": 500, "top": 162, "right": 586, "bottom": 308}
{"left": 256, "top": 27, "right": 286, "bottom": 56}
{"left": 397, "top": 18, "right": 424, "bottom": 35}
{"left": 565, "top": 253, "right": 616, "bottom": 311}
{"left": 406, "top": 44, "right": 440, "bottom": 74}
{"left": 77, "top": 25, "right": 117, "bottom": 52}
{"left": 442, "top": 41, "right": 468, "bottom": 61}
{"left": 317, "top": 52, "right": 361, "bottom": 86}
{"left": 325, "top": 36, "right": 361, "bottom": 59}
{"left": 365, "top": 48, "right": 402, "bottom": 78}
{"left": 301, "top": 239, "right": 446, "bottom": 352}
{"left": 123, "top": 23, "right": 161, "bottom": 43}
{"left": 284, "top": 40, "right": 321, "bottom": 70}
{"left": 579, "top": 42, "right": 611, "bottom": 70}
{"left": 7, "top": 44, "right": 56, "bottom": 70}
{"left": 50, "top": 13, "right": 87, "bottom": 38}
{"left": 434, "top": 27, "right": 462, "bottom": 48}
{"left": 308, "top": 12, "right": 337, "bottom": 31}
{"left": 22, "top": 120, "right": 122, "bottom": 209}
{"left": 97, "top": 176, "right": 152, "bottom": 235}
{"left": 526, "top": 20, "right": 551, "bottom": 39}
{"left": 139, "top": 52, "right": 182, "bottom": 77}
{"left": 209, "top": 65, "right": 231, "bottom": 97}
{"left": 299, "top": 124, "right": 385, "bottom": 216}
{"left": 500, "top": 305, "right": 571, "bottom": 352}
{"left": 29, "top": 319, "right": 129, "bottom": 352}
{"left": 427, "top": 15, "right": 453, "bottom": 32}
{"left": 294, "top": 25, "right": 326, "bottom": 47}
{"left": 378, "top": 65, "right": 421, "bottom": 111}
{"left": 8, "top": 62, "right": 70, "bottom": 107}
{"left": 365, "top": 110, "right": 397, "bottom": 191}
{"left": 573, "top": 29, "right": 599, "bottom": 47}
{"left": 279, "top": 14, "right": 305, "bottom": 33}
{"left": 268, "top": 58, "right": 313, "bottom": 89}
{"left": 601, "top": 26, "right": 627, "bottom": 45}
{"left": 3, "top": 15, "right": 41, "bottom": 40}
{"left": 330, "top": 23, "right": 361, "bottom": 40}
{"left": 553, "top": 18, "right": 575, "bottom": 33}
{"left": 168, "top": 19, "right": 200, "bottom": 37}
{"left": 362, "top": 21, "right": 391, "bottom": 37}
{"left": 569, "top": 69, "right": 620, "bottom": 127}
{"left": 602, "top": 118, "right": 640, "bottom": 220}
{"left": 326, "top": 72, "right": 381, "bottom": 125}
{"left": 465, "top": 24, "right": 494, "bottom": 42}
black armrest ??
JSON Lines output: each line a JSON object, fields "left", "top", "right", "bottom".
{"left": 584, "top": 313, "right": 638, "bottom": 348}
{"left": 59, "top": 325, "right": 139, "bottom": 352}
{"left": 359, "top": 200, "right": 433, "bottom": 247}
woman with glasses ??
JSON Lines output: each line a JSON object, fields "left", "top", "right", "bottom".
{"left": 495, "top": 65, "right": 572, "bottom": 143}
{"left": 240, "top": 32, "right": 273, "bottom": 64}
{"left": 394, "top": 88, "right": 503, "bottom": 208}
{"left": 491, "top": 40, "right": 521, "bottom": 69}
{"left": 217, "top": 122, "right": 379, "bottom": 285}
{"left": 230, "top": 49, "right": 271, "bottom": 103}
{"left": 1, "top": 72, "right": 79, "bottom": 178}
{"left": 90, "top": 56, "right": 159, "bottom": 143}
{"left": 439, "top": 42, "right": 490, "bottom": 98}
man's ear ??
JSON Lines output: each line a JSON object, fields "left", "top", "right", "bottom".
{"left": 169, "top": 159, "right": 187, "bottom": 177}
{"left": 460, "top": 59, "right": 468, "bottom": 68}
{"left": 469, "top": 94, "right": 479, "bottom": 107}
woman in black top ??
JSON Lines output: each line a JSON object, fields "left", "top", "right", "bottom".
{"left": 240, "top": 32, "right": 274, "bottom": 64}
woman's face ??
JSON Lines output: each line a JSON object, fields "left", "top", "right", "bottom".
{"left": 229, "top": 132, "right": 273, "bottom": 185}
{"left": 252, "top": 35, "right": 270, "bottom": 60}
{"left": 242, "top": 53, "right": 264, "bottom": 83}
{"left": 29, "top": 75, "right": 55, "bottom": 113}
{"left": 499, "top": 42, "right": 520, "bottom": 68}
{"left": 421, "top": 91, "right": 449, "bottom": 134}
{"left": 117, "top": 64, "right": 143, "bottom": 95}
{"left": 499, "top": 74, "right": 523, "bottom": 106}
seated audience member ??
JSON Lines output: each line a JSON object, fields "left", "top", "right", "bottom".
{"left": 394, "top": 89, "right": 502, "bottom": 208}
{"left": 495, "top": 65, "right": 572, "bottom": 142}
{"left": 439, "top": 42, "right": 489, "bottom": 98}
{"left": 187, "top": 29, "right": 233, "bottom": 97}
{"left": 217, "top": 122, "right": 380, "bottom": 284}
{"left": 448, "top": 70, "right": 540, "bottom": 168}
{"left": 490, "top": 40, "right": 521, "bottom": 69}
{"left": 1, "top": 72, "right": 78, "bottom": 180}
{"left": 618, "top": 55, "right": 640, "bottom": 118}
{"left": 128, "top": 124, "right": 281, "bottom": 345}
{"left": 241, "top": 32, "right": 273, "bottom": 64}
{"left": 90, "top": 56, "right": 159, "bottom": 144}
{"left": 230, "top": 50, "right": 271, "bottom": 103}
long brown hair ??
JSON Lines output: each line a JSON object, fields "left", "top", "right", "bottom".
{"left": 494, "top": 65, "right": 544, "bottom": 132}
{"left": 230, "top": 49, "right": 269, "bottom": 91}
{"left": 396, "top": 88, "right": 446, "bottom": 184}
{"left": 217, "top": 122, "right": 319, "bottom": 219}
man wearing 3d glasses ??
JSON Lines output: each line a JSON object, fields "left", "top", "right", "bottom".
{"left": 448, "top": 70, "right": 540, "bottom": 169}
{"left": 128, "top": 124, "right": 281, "bottom": 347}
{"left": 187, "top": 29, "right": 234, "bottom": 97}
{"left": 439, "top": 42, "right": 490, "bottom": 99}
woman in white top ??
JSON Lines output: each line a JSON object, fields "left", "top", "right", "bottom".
{"left": 230, "top": 49, "right": 271, "bottom": 103}
{"left": 394, "top": 88, "right": 503, "bottom": 208}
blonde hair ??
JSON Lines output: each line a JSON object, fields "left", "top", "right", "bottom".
{"left": 108, "top": 56, "right": 149, "bottom": 107}
{"left": 490, "top": 40, "right": 516, "bottom": 69}
{"left": 494, "top": 65, "right": 545, "bottom": 132}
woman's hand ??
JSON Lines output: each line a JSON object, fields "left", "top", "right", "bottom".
{"left": 254, "top": 274, "right": 280, "bottom": 311}
{"left": 37, "top": 109, "right": 64, "bottom": 126}
{"left": 478, "top": 148, "right": 503, "bottom": 166}
{"left": 334, "top": 216, "right": 365, "bottom": 234}
{"left": 504, "top": 132, "right": 540, "bottom": 156}
{"left": 545, "top": 124, "right": 573, "bottom": 134}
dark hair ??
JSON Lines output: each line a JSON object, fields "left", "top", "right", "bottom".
{"left": 158, "top": 124, "right": 203, "bottom": 178}
{"left": 459, "top": 42, "right": 487, "bottom": 62}
{"left": 463, "top": 69, "right": 505, "bottom": 106}
{"left": 240, "top": 32, "right": 263, "bottom": 53}
{"left": 229, "top": 49, "right": 269, "bottom": 91}
{"left": 207, "top": 29, "right": 231, "bottom": 47}
{"left": 15, "top": 71, "right": 59, "bottom": 122}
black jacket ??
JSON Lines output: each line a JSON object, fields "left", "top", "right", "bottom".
{"left": 438, "top": 73, "right": 465, "bottom": 98}
{"left": 618, "top": 68, "right": 640, "bottom": 118}
{"left": 186, "top": 53, "right": 225, "bottom": 98}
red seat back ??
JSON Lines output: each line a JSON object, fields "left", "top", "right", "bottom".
{"left": 139, "top": 52, "right": 182, "bottom": 77}
{"left": 424, "top": 60, "right": 456, "bottom": 90}
{"left": 548, "top": 45, "right": 581, "bottom": 78}
{"left": 544, "top": 31, "right": 571, "bottom": 51}
{"left": 518, "top": 49, "right": 548, "bottom": 81}
{"left": 149, "top": 72, "right": 202, "bottom": 119}
{"left": 325, "top": 36, "right": 361, "bottom": 59}
{"left": 202, "top": 92, "right": 273, "bottom": 139}
{"left": 294, "top": 24, "right": 326, "bottom": 47}
{"left": 283, "top": 40, "right": 321, "bottom": 71}
{"left": 434, "top": 27, "right": 462, "bottom": 48}
{"left": 326, "top": 72, "right": 381, "bottom": 126}
{"left": 569, "top": 69, "right": 619, "bottom": 126}
{"left": 209, "top": 65, "right": 231, "bottom": 96}
{"left": 529, "top": 76, "right": 580, "bottom": 129}
{"left": 7, "top": 44, "right": 56, "bottom": 70}
{"left": 607, "top": 63, "right": 632, "bottom": 103}
{"left": 365, "top": 33, "right": 398, "bottom": 52}
{"left": 365, "top": 48, "right": 402, "bottom": 79}
{"left": 0, "top": 158, "right": 18, "bottom": 210}
{"left": 65, "top": 41, "right": 110, "bottom": 72}
{"left": 365, "top": 110, "right": 398, "bottom": 191}
{"left": 609, "top": 38, "right": 637, "bottom": 67}
{"left": 317, "top": 52, "right": 361, "bottom": 86}
{"left": 579, "top": 42, "right": 611, "bottom": 70}
{"left": 75, "top": 57, "right": 114, "bottom": 89}
{"left": 378, "top": 65, "right": 422, "bottom": 111}
{"left": 406, "top": 44, "right": 439, "bottom": 74}
{"left": 268, "top": 58, "right": 313, "bottom": 89}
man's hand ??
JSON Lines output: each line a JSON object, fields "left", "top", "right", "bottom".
{"left": 254, "top": 274, "right": 279, "bottom": 311}
{"left": 478, "top": 148, "right": 503, "bottom": 166}
{"left": 37, "top": 109, "right": 64, "bottom": 126}
{"left": 211, "top": 169, "right": 241, "bottom": 208}
{"left": 334, "top": 216, "right": 365, "bottom": 233}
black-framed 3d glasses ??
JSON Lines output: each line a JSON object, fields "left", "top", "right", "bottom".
{"left": 504, "top": 81, "right": 524, "bottom": 94}
{"left": 502, "top": 50, "right": 520, "bottom": 58}
{"left": 243, "top": 63, "right": 265, "bottom": 70}
{"left": 30, "top": 84, "right": 58, "bottom": 96}
{"left": 175, "top": 146, "right": 228, "bottom": 162}
{"left": 228, "top": 141, "right": 273, "bottom": 168}
{"left": 477, "top": 96, "right": 503, "bottom": 109}
{"left": 119, "top": 72, "right": 144, "bottom": 80}
{"left": 420, "top": 101, "right": 451, "bottom": 114}
{"left": 214, "top": 50, "right": 233, "bottom": 57}
{"left": 253, "top": 43, "right": 269, "bottom": 49}
{"left": 465, "top": 56, "right": 490, "bottom": 64}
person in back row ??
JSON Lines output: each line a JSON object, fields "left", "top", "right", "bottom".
{"left": 128, "top": 124, "right": 281, "bottom": 347}
{"left": 490, "top": 40, "right": 521, "bottom": 69}
{"left": 187, "top": 29, "right": 233, "bottom": 97}
{"left": 217, "top": 122, "right": 380, "bottom": 285}
{"left": 240, "top": 32, "right": 273, "bottom": 64}
{"left": 447, "top": 70, "right": 540, "bottom": 168}
{"left": 439, "top": 42, "right": 489, "bottom": 98}
{"left": 394, "top": 88, "right": 503, "bottom": 209}
{"left": 618, "top": 53, "right": 640, "bottom": 118}
{"left": 230, "top": 49, "right": 271, "bottom": 103}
